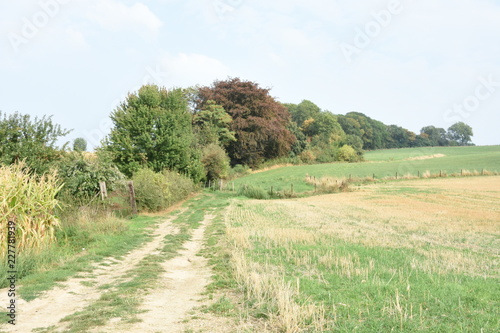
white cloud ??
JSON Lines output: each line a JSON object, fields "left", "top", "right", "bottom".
{"left": 86, "top": 0, "right": 162, "bottom": 34}
{"left": 64, "top": 27, "right": 89, "bottom": 49}
{"left": 158, "top": 53, "right": 233, "bottom": 88}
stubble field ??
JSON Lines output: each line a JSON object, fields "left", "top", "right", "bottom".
{"left": 221, "top": 176, "right": 499, "bottom": 331}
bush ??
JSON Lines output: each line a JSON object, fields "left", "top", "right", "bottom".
{"left": 132, "top": 168, "right": 197, "bottom": 212}
{"left": 336, "top": 145, "right": 359, "bottom": 162}
{"left": 57, "top": 152, "right": 125, "bottom": 205}
{"left": 237, "top": 184, "right": 269, "bottom": 200}
{"left": 132, "top": 169, "right": 169, "bottom": 212}
{"left": 202, "top": 144, "right": 231, "bottom": 181}
{"left": 299, "top": 150, "right": 316, "bottom": 164}
{"left": 161, "top": 169, "right": 198, "bottom": 206}
{"left": 229, "top": 164, "right": 250, "bottom": 179}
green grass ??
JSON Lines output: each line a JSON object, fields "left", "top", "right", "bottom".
{"left": 230, "top": 146, "right": 500, "bottom": 194}
{"left": 0, "top": 215, "right": 158, "bottom": 301}
{"left": 248, "top": 238, "right": 498, "bottom": 331}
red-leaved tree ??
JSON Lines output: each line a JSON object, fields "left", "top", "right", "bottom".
{"left": 197, "top": 78, "right": 296, "bottom": 167}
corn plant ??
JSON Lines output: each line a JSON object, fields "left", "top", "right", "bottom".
{"left": 0, "top": 162, "right": 62, "bottom": 257}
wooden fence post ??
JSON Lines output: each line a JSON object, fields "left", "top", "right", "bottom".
{"left": 128, "top": 181, "right": 137, "bottom": 215}
{"left": 99, "top": 181, "right": 107, "bottom": 200}
{"left": 291, "top": 183, "right": 294, "bottom": 195}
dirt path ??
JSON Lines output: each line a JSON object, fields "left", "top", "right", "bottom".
{"left": 95, "top": 214, "right": 215, "bottom": 333}
{"left": 0, "top": 209, "right": 183, "bottom": 333}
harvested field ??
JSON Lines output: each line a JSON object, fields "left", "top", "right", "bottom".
{"left": 222, "top": 176, "right": 500, "bottom": 331}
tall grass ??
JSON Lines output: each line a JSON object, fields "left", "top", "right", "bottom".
{"left": 0, "top": 162, "right": 62, "bottom": 257}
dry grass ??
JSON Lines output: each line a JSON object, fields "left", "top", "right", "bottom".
{"left": 230, "top": 249, "right": 326, "bottom": 332}
{"left": 250, "top": 164, "right": 295, "bottom": 174}
{"left": 294, "top": 177, "right": 500, "bottom": 277}
{"left": 405, "top": 153, "right": 445, "bottom": 161}
{"left": 221, "top": 176, "right": 500, "bottom": 330}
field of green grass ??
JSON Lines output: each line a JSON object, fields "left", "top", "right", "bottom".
{"left": 231, "top": 146, "right": 500, "bottom": 193}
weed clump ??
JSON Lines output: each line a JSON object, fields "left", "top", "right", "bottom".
{"left": 237, "top": 184, "right": 269, "bottom": 200}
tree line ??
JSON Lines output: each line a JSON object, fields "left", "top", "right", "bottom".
{"left": 1, "top": 77, "right": 474, "bottom": 186}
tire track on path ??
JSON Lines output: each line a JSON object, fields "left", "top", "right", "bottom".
{"left": 0, "top": 209, "right": 185, "bottom": 333}
{"left": 95, "top": 213, "right": 215, "bottom": 333}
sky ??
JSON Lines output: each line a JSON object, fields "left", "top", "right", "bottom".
{"left": 1, "top": 0, "right": 499, "bottom": 149}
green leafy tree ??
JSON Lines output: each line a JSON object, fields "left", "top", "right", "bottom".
{"left": 287, "top": 121, "right": 308, "bottom": 156}
{"left": 306, "top": 112, "right": 345, "bottom": 143}
{"left": 0, "top": 111, "right": 70, "bottom": 174}
{"left": 102, "top": 85, "right": 204, "bottom": 181}
{"left": 421, "top": 126, "right": 448, "bottom": 146}
{"left": 447, "top": 122, "right": 473, "bottom": 146}
{"left": 285, "top": 100, "right": 321, "bottom": 128}
{"left": 197, "top": 78, "right": 296, "bottom": 167}
{"left": 343, "top": 134, "right": 364, "bottom": 155}
{"left": 73, "top": 137, "right": 87, "bottom": 152}
{"left": 338, "top": 112, "right": 390, "bottom": 150}
{"left": 192, "top": 100, "right": 236, "bottom": 147}
{"left": 387, "top": 125, "right": 415, "bottom": 148}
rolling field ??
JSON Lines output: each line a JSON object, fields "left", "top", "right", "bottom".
{"left": 231, "top": 146, "right": 500, "bottom": 193}
{"left": 219, "top": 176, "right": 500, "bottom": 332}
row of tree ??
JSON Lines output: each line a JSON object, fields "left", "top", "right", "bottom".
{"left": 1, "top": 78, "right": 474, "bottom": 185}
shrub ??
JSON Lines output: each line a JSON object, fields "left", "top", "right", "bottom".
{"left": 336, "top": 144, "right": 359, "bottom": 162}
{"left": 161, "top": 169, "right": 197, "bottom": 207}
{"left": 132, "top": 169, "right": 170, "bottom": 212}
{"left": 299, "top": 150, "right": 316, "bottom": 164}
{"left": 202, "top": 144, "right": 231, "bottom": 181}
{"left": 229, "top": 164, "right": 250, "bottom": 179}
{"left": 132, "top": 168, "right": 197, "bottom": 212}
{"left": 57, "top": 152, "right": 125, "bottom": 205}
{"left": 237, "top": 184, "right": 269, "bottom": 200}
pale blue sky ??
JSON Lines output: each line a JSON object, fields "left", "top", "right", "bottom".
{"left": 1, "top": 0, "right": 499, "bottom": 149}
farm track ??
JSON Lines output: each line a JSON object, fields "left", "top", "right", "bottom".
{"left": 0, "top": 207, "right": 214, "bottom": 333}
{"left": 93, "top": 214, "right": 215, "bottom": 333}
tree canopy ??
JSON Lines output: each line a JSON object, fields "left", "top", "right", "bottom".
{"left": 197, "top": 78, "right": 296, "bottom": 167}
{"left": 102, "top": 85, "right": 204, "bottom": 181}
{"left": 0, "top": 111, "right": 70, "bottom": 174}
{"left": 447, "top": 122, "right": 473, "bottom": 146}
